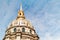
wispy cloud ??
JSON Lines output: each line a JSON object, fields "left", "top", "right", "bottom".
{"left": 0, "top": 0, "right": 60, "bottom": 40}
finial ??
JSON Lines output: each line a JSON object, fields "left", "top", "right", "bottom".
{"left": 20, "top": 3, "right": 22, "bottom": 10}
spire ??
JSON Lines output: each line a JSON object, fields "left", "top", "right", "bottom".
{"left": 20, "top": 3, "right": 22, "bottom": 10}
{"left": 17, "top": 4, "right": 25, "bottom": 19}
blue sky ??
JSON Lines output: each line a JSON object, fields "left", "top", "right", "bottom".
{"left": 0, "top": 0, "right": 60, "bottom": 40}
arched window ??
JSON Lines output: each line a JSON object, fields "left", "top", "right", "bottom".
{"left": 30, "top": 30, "right": 32, "bottom": 33}
{"left": 14, "top": 28, "right": 16, "bottom": 32}
{"left": 22, "top": 28, "right": 25, "bottom": 32}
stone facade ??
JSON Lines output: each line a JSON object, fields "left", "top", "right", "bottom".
{"left": 3, "top": 5, "right": 39, "bottom": 40}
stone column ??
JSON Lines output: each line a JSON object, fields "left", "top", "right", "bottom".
{"left": 16, "top": 36, "right": 21, "bottom": 40}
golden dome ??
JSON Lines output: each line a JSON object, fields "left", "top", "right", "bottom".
{"left": 3, "top": 4, "right": 39, "bottom": 40}
{"left": 8, "top": 5, "right": 34, "bottom": 29}
{"left": 10, "top": 18, "right": 33, "bottom": 28}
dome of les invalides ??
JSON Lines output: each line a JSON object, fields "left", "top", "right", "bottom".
{"left": 3, "top": 4, "right": 39, "bottom": 40}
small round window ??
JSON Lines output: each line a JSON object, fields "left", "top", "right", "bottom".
{"left": 20, "top": 13, "right": 21, "bottom": 15}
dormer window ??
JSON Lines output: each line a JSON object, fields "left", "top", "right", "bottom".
{"left": 14, "top": 28, "right": 16, "bottom": 32}
{"left": 30, "top": 30, "right": 32, "bottom": 34}
{"left": 22, "top": 28, "right": 25, "bottom": 32}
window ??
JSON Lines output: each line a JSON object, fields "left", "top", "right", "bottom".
{"left": 14, "top": 28, "right": 16, "bottom": 32}
{"left": 7, "top": 31, "right": 10, "bottom": 33}
{"left": 20, "top": 13, "right": 21, "bottom": 15}
{"left": 22, "top": 28, "right": 25, "bottom": 32}
{"left": 30, "top": 30, "right": 32, "bottom": 33}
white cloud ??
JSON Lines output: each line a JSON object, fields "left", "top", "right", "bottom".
{"left": 0, "top": 0, "right": 60, "bottom": 40}
{"left": 44, "top": 33, "right": 52, "bottom": 40}
{"left": 40, "top": 32, "right": 60, "bottom": 40}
